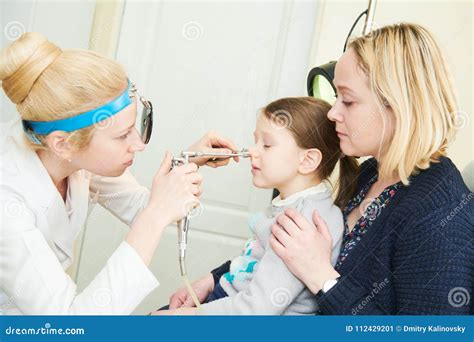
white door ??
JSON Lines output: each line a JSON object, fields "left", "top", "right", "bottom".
{"left": 76, "top": 0, "right": 320, "bottom": 314}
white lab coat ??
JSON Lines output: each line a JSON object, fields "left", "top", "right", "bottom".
{"left": 0, "top": 120, "right": 159, "bottom": 314}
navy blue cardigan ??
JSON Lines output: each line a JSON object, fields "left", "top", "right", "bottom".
{"left": 211, "top": 157, "right": 474, "bottom": 314}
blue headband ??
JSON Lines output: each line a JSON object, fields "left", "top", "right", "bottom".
{"left": 22, "top": 81, "right": 132, "bottom": 143}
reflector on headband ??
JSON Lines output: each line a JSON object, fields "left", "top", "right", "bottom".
{"left": 22, "top": 81, "right": 132, "bottom": 136}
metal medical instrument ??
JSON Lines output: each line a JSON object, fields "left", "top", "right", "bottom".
{"left": 169, "top": 148, "right": 250, "bottom": 308}
{"left": 170, "top": 149, "right": 250, "bottom": 276}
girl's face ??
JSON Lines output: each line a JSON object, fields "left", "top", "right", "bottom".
{"left": 327, "top": 48, "right": 395, "bottom": 160}
{"left": 248, "top": 113, "right": 304, "bottom": 191}
{"left": 72, "top": 99, "right": 146, "bottom": 177}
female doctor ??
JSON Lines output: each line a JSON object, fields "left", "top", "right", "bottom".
{"left": 0, "top": 32, "right": 240, "bottom": 315}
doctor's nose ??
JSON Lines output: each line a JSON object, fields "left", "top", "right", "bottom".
{"left": 129, "top": 129, "right": 146, "bottom": 153}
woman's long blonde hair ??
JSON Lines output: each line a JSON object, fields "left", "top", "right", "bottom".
{"left": 0, "top": 32, "right": 128, "bottom": 151}
{"left": 348, "top": 23, "right": 459, "bottom": 184}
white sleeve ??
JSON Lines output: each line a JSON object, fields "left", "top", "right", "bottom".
{"left": 0, "top": 191, "right": 159, "bottom": 315}
{"left": 89, "top": 170, "right": 150, "bottom": 226}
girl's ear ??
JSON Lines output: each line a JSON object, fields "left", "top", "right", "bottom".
{"left": 298, "top": 148, "right": 322, "bottom": 175}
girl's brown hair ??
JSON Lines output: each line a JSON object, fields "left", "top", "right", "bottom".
{"left": 263, "top": 97, "right": 359, "bottom": 210}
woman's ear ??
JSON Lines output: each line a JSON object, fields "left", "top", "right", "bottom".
{"left": 298, "top": 148, "right": 322, "bottom": 175}
{"left": 44, "top": 131, "right": 74, "bottom": 161}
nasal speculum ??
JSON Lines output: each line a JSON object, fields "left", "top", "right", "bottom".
{"left": 172, "top": 148, "right": 251, "bottom": 165}
{"left": 170, "top": 148, "right": 250, "bottom": 307}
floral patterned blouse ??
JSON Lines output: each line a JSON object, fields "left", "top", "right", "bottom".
{"left": 335, "top": 174, "right": 402, "bottom": 269}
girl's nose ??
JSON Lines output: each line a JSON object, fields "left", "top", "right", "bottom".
{"left": 248, "top": 145, "right": 259, "bottom": 159}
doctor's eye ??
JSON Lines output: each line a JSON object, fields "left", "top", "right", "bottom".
{"left": 118, "top": 131, "right": 131, "bottom": 140}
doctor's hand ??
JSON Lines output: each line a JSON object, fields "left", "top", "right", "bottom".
{"left": 126, "top": 151, "right": 202, "bottom": 266}
{"left": 147, "top": 151, "right": 203, "bottom": 224}
{"left": 186, "top": 131, "right": 240, "bottom": 168}
{"left": 168, "top": 273, "right": 214, "bottom": 309}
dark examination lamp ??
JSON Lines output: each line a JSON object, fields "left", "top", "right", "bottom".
{"left": 307, "top": 0, "right": 377, "bottom": 102}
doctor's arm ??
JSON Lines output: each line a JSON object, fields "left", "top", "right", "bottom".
{"left": 89, "top": 131, "right": 240, "bottom": 226}
{"left": 0, "top": 153, "right": 199, "bottom": 314}
{"left": 0, "top": 189, "right": 158, "bottom": 315}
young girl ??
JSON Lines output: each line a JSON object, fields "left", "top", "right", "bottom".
{"left": 163, "top": 97, "right": 358, "bottom": 315}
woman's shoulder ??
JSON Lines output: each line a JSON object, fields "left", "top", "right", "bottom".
{"left": 405, "top": 156, "right": 471, "bottom": 204}
{"left": 391, "top": 157, "right": 473, "bottom": 232}
{"left": 358, "top": 156, "right": 470, "bottom": 202}
{"left": 358, "top": 157, "right": 472, "bottom": 224}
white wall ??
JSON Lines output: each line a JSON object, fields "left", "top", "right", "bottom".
{"left": 0, "top": 0, "right": 96, "bottom": 122}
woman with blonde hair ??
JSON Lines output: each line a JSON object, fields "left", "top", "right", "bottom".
{"left": 181, "top": 23, "right": 473, "bottom": 314}
{"left": 0, "top": 32, "right": 240, "bottom": 314}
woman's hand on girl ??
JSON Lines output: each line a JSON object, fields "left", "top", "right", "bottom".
{"left": 270, "top": 208, "right": 340, "bottom": 294}
{"left": 186, "top": 131, "right": 241, "bottom": 168}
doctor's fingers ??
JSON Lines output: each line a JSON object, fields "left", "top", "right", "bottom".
{"left": 185, "top": 172, "right": 203, "bottom": 185}
{"left": 173, "top": 162, "right": 199, "bottom": 175}
{"left": 206, "top": 157, "right": 231, "bottom": 168}
{"left": 190, "top": 184, "right": 203, "bottom": 196}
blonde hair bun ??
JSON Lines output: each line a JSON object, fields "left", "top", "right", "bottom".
{"left": 0, "top": 32, "right": 62, "bottom": 104}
